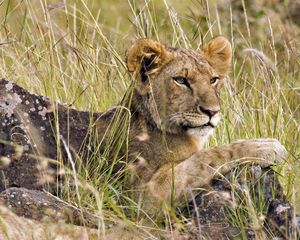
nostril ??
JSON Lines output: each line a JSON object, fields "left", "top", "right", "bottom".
{"left": 198, "top": 106, "right": 219, "bottom": 117}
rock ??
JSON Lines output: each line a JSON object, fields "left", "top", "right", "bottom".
{"left": 0, "top": 205, "right": 99, "bottom": 240}
{"left": 182, "top": 166, "right": 296, "bottom": 239}
{"left": 265, "top": 199, "right": 295, "bottom": 239}
{"left": 0, "top": 205, "right": 144, "bottom": 240}
{"left": 0, "top": 79, "right": 99, "bottom": 193}
{"left": 0, "top": 187, "right": 100, "bottom": 228}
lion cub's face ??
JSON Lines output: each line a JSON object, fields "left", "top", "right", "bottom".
{"left": 127, "top": 37, "right": 232, "bottom": 138}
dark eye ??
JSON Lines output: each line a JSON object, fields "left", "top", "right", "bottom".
{"left": 173, "top": 76, "right": 190, "bottom": 88}
{"left": 210, "top": 76, "right": 220, "bottom": 85}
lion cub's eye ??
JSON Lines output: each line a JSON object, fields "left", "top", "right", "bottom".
{"left": 210, "top": 76, "right": 220, "bottom": 85}
{"left": 173, "top": 76, "right": 190, "bottom": 88}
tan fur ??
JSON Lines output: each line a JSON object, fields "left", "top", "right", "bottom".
{"left": 96, "top": 37, "right": 286, "bottom": 216}
{"left": 203, "top": 36, "right": 232, "bottom": 77}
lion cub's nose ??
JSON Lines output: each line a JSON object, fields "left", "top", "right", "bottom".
{"left": 198, "top": 106, "right": 220, "bottom": 118}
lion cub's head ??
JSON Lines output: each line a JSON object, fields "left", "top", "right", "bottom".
{"left": 127, "top": 37, "right": 232, "bottom": 138}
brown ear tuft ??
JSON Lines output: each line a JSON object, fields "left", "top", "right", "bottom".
{"left": 203, "top": 36, "right": 232, "bottom": 77}
{"left": 126, "top": 39, "right": 171, "bottom": 76}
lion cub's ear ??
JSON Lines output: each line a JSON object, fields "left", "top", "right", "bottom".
{"left": 127, "top": 39, "right": 172, "bottom": 82}
{"left": 203, "top": 36, "right": 232, "bottom": 77}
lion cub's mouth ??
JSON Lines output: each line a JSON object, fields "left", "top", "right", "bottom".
{"left": 181, "top": 121, "right": 214, "bottom": 131}
{"left": 202, "top": 122, "right": 214, "bottom": 128}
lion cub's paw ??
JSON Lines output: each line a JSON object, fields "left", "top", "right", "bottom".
{"left": 234, "top": 138, "right": 287, "bottom": 167}
{"left": 256, "top": 138, "right": 287, "bottom": 164}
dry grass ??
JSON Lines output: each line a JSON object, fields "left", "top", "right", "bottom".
{"left": 0, "top": 0, "right": 299, "bottom": 239}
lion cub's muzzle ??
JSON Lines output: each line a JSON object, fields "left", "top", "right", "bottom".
{"left": 163, "top": 112, "right": 221, "bottom": 135}
{"left": 209, "top": 112, "right": 221, "bottom": 127}
{"left": 181, "top": 112, "right": 221, "bottom": 129}
{"left": 178, "top": 112, "right": 221, "bottom": 137}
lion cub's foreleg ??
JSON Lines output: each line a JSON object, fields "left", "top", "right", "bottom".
{"left": 143, "top": 138, "right": 286, "bottom": 212}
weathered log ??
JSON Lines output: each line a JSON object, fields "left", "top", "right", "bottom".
{"left": 0, "top": 79, "right": 297, "bottom": 239}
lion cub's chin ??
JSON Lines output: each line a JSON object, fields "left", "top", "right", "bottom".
{"left": 186, "top": 126, "right": 215, "bottom": 138}
{"left": 186, "top": 126, "right": 214, "bottom": 150}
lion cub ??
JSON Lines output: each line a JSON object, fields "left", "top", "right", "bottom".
{"left": 97, "top": 36, "right": 286, "bottom": 214}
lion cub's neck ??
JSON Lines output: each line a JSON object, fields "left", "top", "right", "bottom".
{"left": 129, "top": 99, "right": 207, "bottom": 163}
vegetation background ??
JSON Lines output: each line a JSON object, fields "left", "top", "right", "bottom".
{"left": 0, "top": 0, "right": 299, "bottom": 239}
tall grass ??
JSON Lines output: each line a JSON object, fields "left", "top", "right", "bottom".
{"left": 0, "top": 0, "right": 299, "bottom": 239}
